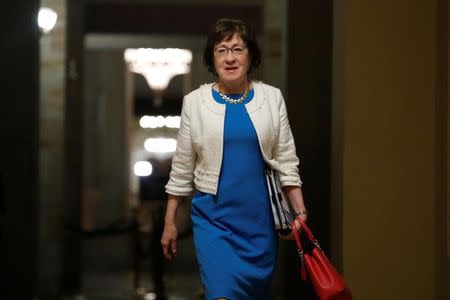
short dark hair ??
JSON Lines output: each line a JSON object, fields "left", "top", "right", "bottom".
{"left": 203, "top": 18, "right": 261, "bottom": 76}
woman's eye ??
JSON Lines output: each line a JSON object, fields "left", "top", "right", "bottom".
{"left": 233, "top": 47, "right": 243, "bottom": 53}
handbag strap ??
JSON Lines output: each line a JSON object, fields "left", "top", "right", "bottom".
{"left": 291, "top": 216, "right": 322, "bottom": 280}
{"left": 292, "top": 219, "right": 303, "bottom": 251}
{"left": 292, "top": 216, "right": 322, "bottom": 250}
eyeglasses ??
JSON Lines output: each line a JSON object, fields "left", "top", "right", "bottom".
{"left": 214, "top": 46, "right": 247, "bottom": 58}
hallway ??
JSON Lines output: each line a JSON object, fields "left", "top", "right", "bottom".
{"left": 2, "top": 0, "right": 449, "bottom": 299}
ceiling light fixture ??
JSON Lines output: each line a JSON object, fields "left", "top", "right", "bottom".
{"left": 124, "top": 48, "right": 192, "bottom": 107}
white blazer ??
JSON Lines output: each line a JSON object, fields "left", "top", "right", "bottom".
{"left": 165, "top": 81, "right": 302, "bottom": 196}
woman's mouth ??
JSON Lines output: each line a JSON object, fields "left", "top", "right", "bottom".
{"left": 225, "top": 66, "right": 238, "bottom": 72}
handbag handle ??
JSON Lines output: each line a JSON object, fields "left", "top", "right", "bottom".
{"left": 292, "top": 218, "right": 303, "bottom": 251}
{"left": 292, "top": 216, "right": 322, "bottom": 280}
{"left": 292, "top": 216, "right": 322, "bottom": 251}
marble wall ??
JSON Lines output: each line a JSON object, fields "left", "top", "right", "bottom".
{"left": 38, "top": 0, "right": 67, "bottom": 295}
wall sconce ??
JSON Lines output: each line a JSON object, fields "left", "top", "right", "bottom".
{"left": 124, "top": 48, "right": 192, "bottom": 107}
{"left": 38, "top": 7, "right": 58, "bottom": 34}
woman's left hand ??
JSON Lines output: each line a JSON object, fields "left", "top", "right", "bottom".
{"left": 278, "top": 214, "right": 307, "bottom": 240}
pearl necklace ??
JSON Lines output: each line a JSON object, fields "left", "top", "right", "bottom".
{"left": 217, "top": 82, "right": 250, "bottom": 104}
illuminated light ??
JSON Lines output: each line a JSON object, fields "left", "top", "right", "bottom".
{"left": 139, "top": 115, "right": 151, "bottom": 128}
{"left": 38, "top": 7, "right": 58, "bottom": 33}
{"left": 124, "top": 48, "right": 192, "bottom": 91}
{"left": 134, "top": 161, "right": 153, "bottom": 176}
{"left": 148, "top": 116, "right": 158, "bottom": 128}
{"left": 144, "top": 138, "right": 177, "bottom": 153}
{"left": 139, "top": 115, "right": 181, "bottom": 129}
{"left": 155, "top": 115, "right": 165, "bottom": 128}
{"left": 165, "top": 116, "right": 181, "bottom": 128}
{"left": 144, "top": 292, "right": 156, "bottom": 300}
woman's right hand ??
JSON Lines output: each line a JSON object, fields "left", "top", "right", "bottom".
{"left": 278, "top": 214, "right": 307, "bottom": 240}
{"left": 161, "top": 222, "right": 178, "bottom": 260}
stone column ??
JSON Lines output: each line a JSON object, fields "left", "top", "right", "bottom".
{"left": 38, "top": 0, "right": 67, "bottom": 296}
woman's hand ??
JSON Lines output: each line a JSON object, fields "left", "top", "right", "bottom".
{"left": 161, "top": 222, "right": 178, "bottom": 260}
{"left": 278, "top": 214, "right": 307, "bottom": 240}
{"left": 162, "top": 194, "right": 183, "bottom": 260}
{"left": 279, "top": 186, "right": 308, "bottom": 240}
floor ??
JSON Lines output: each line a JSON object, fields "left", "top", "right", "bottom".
{"left": 82, "top": 271, "right": 203, "bottom": 300}
{"left": 79, "top": 228, "right": 203, "bottom": 300}
{"left": 61, "top": 218, "right": 294, "bottom": 300}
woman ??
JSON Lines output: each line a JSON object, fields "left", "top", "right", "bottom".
{"left": 161, "top": 18, "right": 308, "bottom": 299}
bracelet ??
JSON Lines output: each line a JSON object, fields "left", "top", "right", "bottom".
{"left": 295, "top": 210, "right": 308, "bottom": 217}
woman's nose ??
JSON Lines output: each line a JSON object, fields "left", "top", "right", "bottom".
{"left": 224, "top": 54, "right": 236, "bottom": 63}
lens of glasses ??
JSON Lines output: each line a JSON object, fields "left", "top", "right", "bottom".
{"left": 215, "top": 47, "right": 246, "bottom": 57}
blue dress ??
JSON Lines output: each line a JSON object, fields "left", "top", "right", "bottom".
{"left": 191, "top": 87, "right": 278, "bottom": 300}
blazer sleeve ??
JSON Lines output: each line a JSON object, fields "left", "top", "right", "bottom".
{"left": 165, "top": 96, "right": 196, "bottom": 196}
{"left": 273, "top": 89, "right": 303, "bottom": 187}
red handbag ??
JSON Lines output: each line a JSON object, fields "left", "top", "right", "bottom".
{"left": 292, "top": 217, "right": 352, "bottom": 300}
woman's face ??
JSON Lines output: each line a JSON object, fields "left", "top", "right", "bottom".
{"left": 213, "top": 34, "right": 250, "bottom": 86}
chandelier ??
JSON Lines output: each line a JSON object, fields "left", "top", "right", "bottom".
{"left": 124, "top": 48, "right": 193, "bottom": 107}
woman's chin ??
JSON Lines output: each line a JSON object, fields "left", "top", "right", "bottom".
{"left": 218, "top": 73, "right": 245, "bottom": 84}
